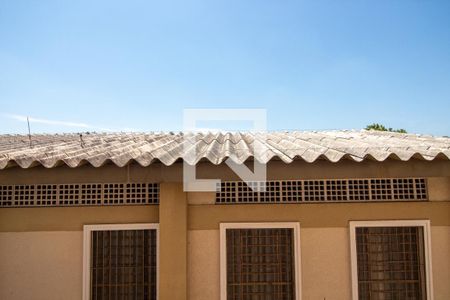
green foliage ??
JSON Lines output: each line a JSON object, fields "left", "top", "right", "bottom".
{"left": 365, "top": 123, "right": 407, "bottom": 133}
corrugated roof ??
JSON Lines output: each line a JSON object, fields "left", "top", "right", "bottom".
{"left": 0, "top": 130, "right": 449, "bottom": 169}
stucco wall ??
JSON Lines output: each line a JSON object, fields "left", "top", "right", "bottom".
{"left": 188, "top": 226, "right": 450, "bottom": 300}
{"left": 0, "top": 164, "right": 448, "bottom": 300}
{"left": 187, "top": 228, "right": 353, "bottom": 300}
{"left": 0, "top": 231, "right": 83, "bottom": 300}
{"left": 431, "top": 226, "right": 450, "bottom": 299}
{"left": 0, "top": 206, "right": 159, "bottom": 232}
{"left": 188, "top": 230, "right": 220, "bottom": 300}
{"left": 0, "top": 227, "right": 448, "bottom": 300}
{"left": 300, "top": 228, "right": 352, "bottom": 299}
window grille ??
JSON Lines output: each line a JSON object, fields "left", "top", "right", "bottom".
{"left": 355, "top": 226, "right": 427, "bottom": 299}
{"left": 90, "top": 229, "right": 157, "bottom": 300}
{"left": 61, "top": 184, "right": 80, "bottom": 205}
{"left": 14, "top": 185, "right": 35, "bottom": 206}
{"left": 371, "top": 179, "right": 392, "bottom": 201}
{"left": 104, "top": 183, "right": 125, "bottom": 205}
{"left": 225, "top": 228, "right": 296, "bottom": 300}
{"left": 36, "top": 184, "right": 58, "bottom": 206}
{"left": 281, "top": 181, "right": 302, "bottom": 202}
{"left": 260, "top": 181, "right": 281, "bottom": 203}
{"left": 348, "top": 180, "right": 370, "bottom": 201}
{"left": 126, "top": 183, "right": 147, "bottom": 204}
{"left": 215, "top": 178, "right": 427, "bottom": 204}
{"left": 303, "top": 180, "right": 325, "bottom": 201}
{"left": 236, "top": 181, "right": 259, "bottom": 203}
{"left": 0, "top": 185, "right": 13, "bottom": 206}
{"left": 327, "top": 180, "right": 347, "bottom": 201}
{"left": 0, "top": 183, "right": 159, "bottom": 207}
{"left": 81, "top": 184, "right": 103, "bottom": 205}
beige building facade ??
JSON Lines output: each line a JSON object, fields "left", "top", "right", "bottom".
{"left": 0, "top": 131, "right": 449, "bottom": 299}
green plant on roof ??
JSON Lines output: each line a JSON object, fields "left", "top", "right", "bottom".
{"left": 365, "top": 123, "right": 407, "bottom": 133}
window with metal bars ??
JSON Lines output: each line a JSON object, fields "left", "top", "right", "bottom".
{"left": 221, "top": 223, "right": 300, "bottom": 300}
{"left": 83, "top": 224, "right": 158, "bottom": 300}
{"left": 350, "top": 221, "right": 431, "bottom": 300}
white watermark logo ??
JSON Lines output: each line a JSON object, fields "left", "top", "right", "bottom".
{"left": 183, "top": 109, "right": 268, "bottom": 192}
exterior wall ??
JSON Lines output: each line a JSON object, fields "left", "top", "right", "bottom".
{"left": 186, "top": 174, "right": 450, "bottom": 299}
{"left": 0, "top": 231, "right": 83, "bottom": 300}
{"left": 187, "top": 226, "right": 450, "bottom": 300}
{"left": 0, "top": 162, "right": 449, "bottom": 300}
{"left": 0, "top": 206, "right": 159, "bottom": 232}
{"left": 159, "top": 183, "right": 187, "bottom": 300}
{"left": 187, "top": 228, "right": 353, "bottom": 300}
{"left": 188, "top": 202, "right": 450, "bottom": 229}
{"left": 188, "top": 230, "right": 220, "bottom": 300}
{"left": 1, "top": 227, "right": 447, "bottom": 300}
{"left": 188, "top": 226, "right": 450, "bottom": 300}
{"left": 300, "top": 228, "right": 351, "bottom": 299}
{"left": 431, "top": 226, "right": 450, "bottom": 299}
{"left": 0, "top": 206, "right": 159, "bottom": 300}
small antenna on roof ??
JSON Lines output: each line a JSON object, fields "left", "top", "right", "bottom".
{"left": 79, "top": 133, "right": 85, "bottom": 148}
{"left": 27, "top": 116, "right": 32, "bottom": 148}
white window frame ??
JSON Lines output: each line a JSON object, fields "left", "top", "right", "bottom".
{"left": 220, "top": 222, "right": 302, "bottom": 300}
{"left": 83, "top": 223, "right": 159, "bottom": 300}
{"left": 349, "top": 220, "right": 433, "bottom": 300}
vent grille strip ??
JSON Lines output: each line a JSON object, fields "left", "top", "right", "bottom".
{"left": 0, "top": 183, "right": 159, "bottom": 207}
{"left": 216, "top": 178, "right": 427, "bottom": 204}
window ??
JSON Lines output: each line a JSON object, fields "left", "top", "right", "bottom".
{"left": 350, "top": 220, "right": 433, "bottom": 300}
{"left": 220, "top": 223, "right": 302, "bottom": 300}
{"left": 83, "top": 224, "right": 159, "bottom": 300}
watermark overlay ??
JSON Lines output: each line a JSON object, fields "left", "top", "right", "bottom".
{"left": 183, "top": 109, "right": 268, "bottom": 192}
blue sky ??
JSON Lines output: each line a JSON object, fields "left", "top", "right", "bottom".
{"left": 1, "top": 0, "right": 449, "bottom": 135}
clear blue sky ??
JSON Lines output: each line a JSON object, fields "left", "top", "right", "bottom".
{"left": 1, "top": 0, "right": 449, "bottom": 135}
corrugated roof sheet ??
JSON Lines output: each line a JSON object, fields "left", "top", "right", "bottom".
{"left": 0, "top": 130, "right": 449, "bottom": 169}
